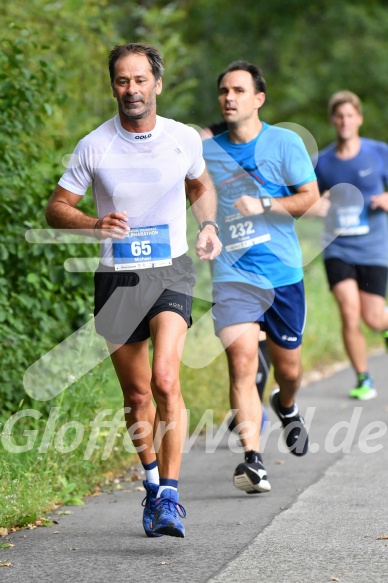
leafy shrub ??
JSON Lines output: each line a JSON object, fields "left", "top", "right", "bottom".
{"left": 0, "top": 32, "right": 97, "bottom": 414}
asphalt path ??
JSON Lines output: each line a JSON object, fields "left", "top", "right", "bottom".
{"left": 1, "top": 352, "right": 387, "bottom": 583}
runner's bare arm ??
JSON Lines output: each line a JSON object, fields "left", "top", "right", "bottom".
{"left": 234, "top": 180, "right": 320, "bottom": 218}
{"left": 45, "top": 185, "right": 129, "bottom": 239}
{"left": 186, "top": 169, "right": 222, "bottom": 260}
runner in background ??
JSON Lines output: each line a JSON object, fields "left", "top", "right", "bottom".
{"left": 201, "top": 121, "right": 270, "bottom": 430}
{"left": 314, "top": 91, "right": 388, "bottom": 400}
{"left": 203, "top": 60, "right": 319, "bottom": 494}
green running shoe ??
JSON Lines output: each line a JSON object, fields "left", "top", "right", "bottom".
{"left": 348, "top": 374, "right": 377, "bottom": 400}
{"left": 383, "top": 329, "right": 388, "bottom": 351}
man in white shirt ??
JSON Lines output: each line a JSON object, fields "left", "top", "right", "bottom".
{"left": 46, "top": 42, "right": 222, "bottom": 539}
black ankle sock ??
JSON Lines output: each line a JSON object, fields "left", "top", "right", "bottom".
{"left": 245, "top": 450, "right": 263, "bottom": 465}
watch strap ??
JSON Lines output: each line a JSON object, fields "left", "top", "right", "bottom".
{"left": 199, "top": 220, "right": 220, "bottom": 234}
{"left": 260, "top": 197, "right": 272, "bottom": 213}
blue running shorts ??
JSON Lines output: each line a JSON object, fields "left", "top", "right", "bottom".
{"left": 212, "top": 280, "right": 306, "bottom": 349}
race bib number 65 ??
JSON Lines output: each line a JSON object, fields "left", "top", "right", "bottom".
{"left": 113, "top": 224, "right": 172, "bottom": 270}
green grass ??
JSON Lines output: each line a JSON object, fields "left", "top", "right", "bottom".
{"left": 0, "top": 224, "right": 384, "bottom": 529}
{"left": 0, "top": 347, "right": 137, "bottom": 530}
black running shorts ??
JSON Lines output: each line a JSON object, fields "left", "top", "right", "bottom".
{"left": 324, "top": 258, "right": 388, "bottom": 297}
{"left": 94, "top": 254, "right": 196, "bottom": 344}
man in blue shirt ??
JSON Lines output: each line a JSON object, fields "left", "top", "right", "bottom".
{"left": 314, "top": 91, "right": 388, "bottom": 400}
{"left": 203, "top": 60, "right": 319, "bottom": 494}
{"left": 201, "top": 120, "right": 271, "bottom": 433}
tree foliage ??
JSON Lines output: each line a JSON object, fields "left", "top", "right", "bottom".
{"left": 180, "top": 0, "right": 388, "bottom": 143}
{"left": 0, "top": 3, "right": 121, "bottom": 413}
{"left": 0, "top": 0, "right": 201, "bottom": 414}
{"left": 112, "top": 0, "right": 198, "bottom": 120}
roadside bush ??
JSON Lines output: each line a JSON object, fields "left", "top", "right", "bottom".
{"left": 0, "top": 33, "right": 96, "bottom": 414}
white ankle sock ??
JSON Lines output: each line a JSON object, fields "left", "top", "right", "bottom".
{"left": 145, "top": 466, "right": 159, "bottom": 485}
{"left": 157, "top": 485, "right": 177, "bottom": 498}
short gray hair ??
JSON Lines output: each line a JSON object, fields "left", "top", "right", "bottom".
{"left": 108, "top": 43, "right": 164, "bottom": 83}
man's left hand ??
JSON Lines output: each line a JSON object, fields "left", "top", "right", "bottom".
{"left": 370, "top": 192, "right": 388, "bottom": 212}
{"left": 233, "top": 195, "right": 263, "bottom": 216}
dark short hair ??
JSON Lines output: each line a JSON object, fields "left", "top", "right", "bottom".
{"left": 108, "top": 42, "right": 164, "bottom": 83}
{"left": 217, "top": 60, "right": 266, "bottom": 94}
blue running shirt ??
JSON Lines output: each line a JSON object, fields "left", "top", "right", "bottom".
{"left": 203, "top": 123, "right": 316, "bottom": 289}
{"left": 315, "top": 138, "right": 388, "bottom": 266}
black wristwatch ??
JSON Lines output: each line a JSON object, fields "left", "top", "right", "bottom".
{"left": 260, "top": 197, "right": 272, "bottom": 213}
{"left": 199, "top": 220, "right": 220, "bottom": 235}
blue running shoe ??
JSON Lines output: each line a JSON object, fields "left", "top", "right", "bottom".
{"left": 141, "top": 480, "right": 162, "bottom": 538}
{"left": 152, "top": 489, "right": 186, "bottom": 538}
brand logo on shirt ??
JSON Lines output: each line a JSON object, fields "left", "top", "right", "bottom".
{"left": 135, "top": 134, "right": 152, "bottom": 140}
{"left": 358, "top": 168, "right": 373, "bottom": 177}
{"left": 282, "top": 335, "right": 297, "bottom": 342}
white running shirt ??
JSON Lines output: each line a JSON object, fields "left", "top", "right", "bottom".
{"left": 59, "top": 115, "right": 205, "bottom": 266}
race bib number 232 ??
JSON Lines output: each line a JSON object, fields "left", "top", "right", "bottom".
{"left": 224, "top": 214, "right": 271, "bottom": 252}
